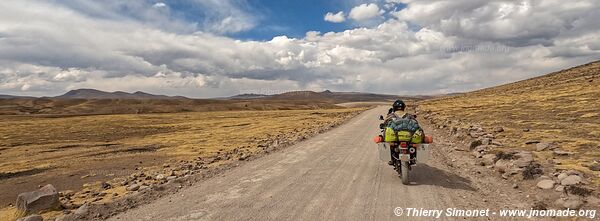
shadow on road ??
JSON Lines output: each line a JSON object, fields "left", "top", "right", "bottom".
{"left": 409, "top": 164, "right": 476, "bottom": 191}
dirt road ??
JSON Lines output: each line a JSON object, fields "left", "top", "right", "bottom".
{"left": 109, "top": 107, "right": 501, "bottom": 221}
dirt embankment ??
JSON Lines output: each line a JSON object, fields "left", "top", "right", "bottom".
{"left": 415, "top": 62, "right": 600, "bottom": 211}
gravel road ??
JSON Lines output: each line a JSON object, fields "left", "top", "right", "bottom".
{"left": 109, "top": 107, "right": 496, "bottom": 221}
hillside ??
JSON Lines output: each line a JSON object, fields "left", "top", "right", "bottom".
{"left": 55, "top": 89, "right": 188, "bottom": 100}
{"left": 0, "top": 89, "right": 421, "bottom": 115}
{"left": 419, "top": 60, "right": 600, "bottom": 186}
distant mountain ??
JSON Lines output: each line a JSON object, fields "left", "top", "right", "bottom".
{"left": 0, "top": 94, "right": 35, "bottom": 99}
{"left": 226, "top": 93, "right": 270, "bottom": 100}
{"left": 236, "top": 90, "right": 430, "bottom": 103}
{"left": 55, "top": 89, "right": 188, "bottom": 100}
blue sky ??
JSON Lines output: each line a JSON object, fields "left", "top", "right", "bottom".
{"left": 232, "top": 0, "right": 349, "bottom": 40}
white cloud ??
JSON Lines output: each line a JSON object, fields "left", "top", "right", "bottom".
{"left": 349, "top": 3, "right": 383, "bottom": 21}
{"left": 152, "top": 2, "right": 166, "bottom": 8}
{"left": 324, "top": 11, "right": 346, "bottom": 23}
{"left": 0, "top": 0, "right": 599, "bottom": 98}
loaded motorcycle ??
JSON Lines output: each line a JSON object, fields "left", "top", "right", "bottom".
{"left": 373, "top": 115, "right": 433, "bottom": 184}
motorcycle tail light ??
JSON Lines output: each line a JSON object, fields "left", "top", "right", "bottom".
{"left": 400, "top": 142, "right": 407, "bottom": 148}
{"left": 409, "top": 147, "right": 416, "bottom": 154}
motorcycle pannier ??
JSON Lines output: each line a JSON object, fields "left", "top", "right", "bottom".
{"left": 396, "top": 130, "right": 412, "bottom": 142}
{"left": 384, "top": 127, "right": 398, "bottom": 142}
{"left": 411, "top": 130, "right": 423, "bottom": 144}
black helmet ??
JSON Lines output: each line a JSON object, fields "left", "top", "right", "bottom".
{"left": 392, "top": 99, "right": 406, "bottom": 111}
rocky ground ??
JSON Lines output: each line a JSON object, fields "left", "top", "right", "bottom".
{"left": 417, "top": 106, "right": 600, "bottom": 212}
{"left": 2, "top": 109, "right": 363, "bottom": 221}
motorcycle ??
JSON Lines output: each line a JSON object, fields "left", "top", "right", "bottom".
{"left": 374, "top": 115, "right": 433, "bottom": 184}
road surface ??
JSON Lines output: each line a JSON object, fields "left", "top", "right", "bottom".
{"left": 109, "top": 107, "right": 485, "bottom": 221}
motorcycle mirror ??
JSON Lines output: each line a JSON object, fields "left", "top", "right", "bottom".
{"left": 379, "top": 115, "right": 384, "bottom": 120}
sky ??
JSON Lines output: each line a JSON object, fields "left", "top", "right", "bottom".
{"left": 0, "top": 0, "right": 599, "bottom": 98}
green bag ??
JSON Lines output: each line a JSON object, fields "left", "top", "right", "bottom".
{"left": 411, "top": 130, "right": 423, "bottom": 144}
{"left": 397, "top": 130, "right": 412, "bottom": 142}
{"left": 384, "top": 127, "right": 398, "bottom": 142}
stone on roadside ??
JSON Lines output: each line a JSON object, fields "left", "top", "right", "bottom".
{"left": 553, "top": 150, "right": 575, "bottom": 156}
{"left": 469, "top": 139, "right": 483, "bottom": 150}
{"left": 16, "top": 184, "right": 61, "bottom": 214}
{"left": 514, "top": 152, "right": 534, "bottom": 168}
{"left": 554, "top": 185, "right": 564, "bottom": 192}
{"left": 494, "top": 159, "right": 513, "bottom": 173}
{"left": 482, "top": 154, "right": 497, "bottom": 166}
{"left": 74, "top": 203, "right": 89, "bottom": 216}
{"left": 560, "top": 175, "right": 582, "bottom": 186}
{"left": 493, "top": 127, "right": 504, "bottom": 133}
{"left": 126, "top": 184, "right": 140, "bottom": 191}
{"left": 557, "top": 173, "right": 568, "bottom": 181}
{"left": 536, "top": 142, "right": 555, "bottom": 151}
{"left": 536, "top": 180, "right": 555, "bottom": 190}
{"left": 555, "top": 196, "right": 584, "bottom": 209}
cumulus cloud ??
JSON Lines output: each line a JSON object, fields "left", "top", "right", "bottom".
{"left": 324, "top": 11, "right": 346, "bottom": 23}
{"left": 0, "top": 0, "right": 599, "bottom": 98}
{"left": 349, "top": 3, "right": 384, "bottom": 21}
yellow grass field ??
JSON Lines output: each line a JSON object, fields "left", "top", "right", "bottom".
{"left": 0, "top": 108, "right": 364, "bottom": 208}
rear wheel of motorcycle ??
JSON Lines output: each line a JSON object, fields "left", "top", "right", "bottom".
{"left": 401, "top": 161, "right": 409, "bottom": 185}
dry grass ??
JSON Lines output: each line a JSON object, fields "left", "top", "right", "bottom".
{"left": 419, "top": 60, "right": 600, "bottom": 186}
{"left": 0, "top": 108, "right": 363, "bottom": 207}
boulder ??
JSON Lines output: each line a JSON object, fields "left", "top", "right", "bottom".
{"left": 555, "top": 196, "right": 584, "bottom": 209}
{"left": 536, "top": 180, "right": 555, "bottom": 190}
{"left": 588, "top": 164, "right": 600, "bottom": 171}
{"left": 482, "top": 154, "right": 497, "bottom": 166}
{"left": 557, "top": 173, "right": 568, "bottom": 181}
{"left": 469, "top": 139, "right": 483, "bottom": 150}
{"left": 494, "top": 159, "right": 514, "bottom": 173}
{"left": 74, "top": 203, "right": 89, "bottom": 217}
{"left": 16, "top": 215, "right": 43, "bottom": 221}
{"left": 16, "top": 184, "right": 60, "bottom": 214}
{"left": 536, "top": 142, "right": 554, "bottom": 151}
{"left": 554, "top": 185, "right": 565, "bottom": 192}
{"left": 493, "top": 127, "right": 504, "bottom": 133}
{"left": 514, "top": 152, "right": 534, "bottom": 168}
{"left": 560, "top": 175, "right": 582, "bottom": 186}
{"left": 126, "top": 184, "right": 140, "bottom": 191}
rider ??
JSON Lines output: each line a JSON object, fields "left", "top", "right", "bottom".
{"left": 383, "top": 99, "right": 406, "bottom": 125}
{"left": 384, "top": 99, "right": 406, "bottom": 165}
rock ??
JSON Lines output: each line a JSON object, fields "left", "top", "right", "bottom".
{"left": 493, "top": 127, "right": 504, "bottom": 133}
{"left": 166, "top": 176, "right": 177, "bottom": 181}
{"left": 238, "top": 154, "right": 248, "bottom": 161}
{"left": 525, "top": 140, "right": 540, "bottom": 145}
{"left": 494, "top": 159, "right": 513, "bottom": 173}
{"left": 560, "top": 175, "right": 582, "bottom": 186}
{"left": 481, "top": 138, "right": 492, "bottom": 145}
{"left": 514, "top": 152, "right": 534, "bottom": 168}
{"left": 482, "top": 154, "right": 497, "bottom": 166}
{"left": 471, "top": 150, "right": 484, "bottom": 158}
{"left": 126, "top": 184, "right": 140, "bottom": 191}
{"left": 101, "top": 182, "right": 111, "bottom": 189}
{"left": 16, "top": 215, "right": 43, "bottom": 221}
{"left": 469, "top": 139, "right": 483, "bottom": 150}
{"left": 523, "top": 128, "right": 530, "bottom": 132}
{"left": 139, "top": 185, "right": 150, "bottom": 191}
{"left": 512, "top": 183, "right": 519, "bottom": 189}
{"left": 557, "top": 173, "right": 568, "bottom": 181}
{"left": 74, "top": 203, "right": 89, "bottom": 216}
{"left": 588, "top": 164, "right": 600, "bottom": 171}
{"left": 156, "top": 174, "right": 166, "bottom": 180}
{"left": 553, "top": 150, "right": 575, "bottom": 156}
{"left": 556, "top": 196, "right": 584, "bottom": 209}
{"left": 536, "top": 142, "right": 555, "bottom": 151}
{"left": 536, "top": 180, "right": 555, "bottom": 190}
{"left": 16, "top": 184, "right": 60, "bottom": 214}
{"left": 555, "top": 185, "right": 564, "bottom": 192}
